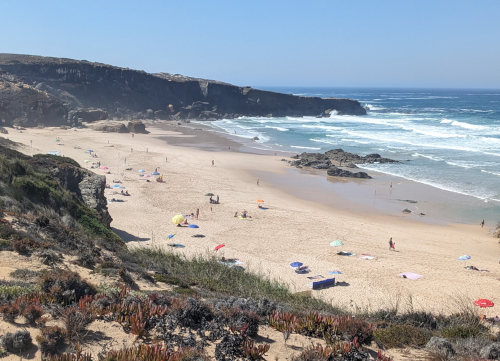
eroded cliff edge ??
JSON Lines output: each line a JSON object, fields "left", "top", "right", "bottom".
{"left": 0, "top": 53, "right": 366, "bottom": 127}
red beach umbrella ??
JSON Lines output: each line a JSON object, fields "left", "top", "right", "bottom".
{"left": 214, "top": 244, "right": 225, "bottom": 252}
{"left": 474, "top": 299, "right": 494, "bottom": 308}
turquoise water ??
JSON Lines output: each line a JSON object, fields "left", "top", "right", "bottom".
{"left": 206, "top": 88, "right": 500, "bottom": 208}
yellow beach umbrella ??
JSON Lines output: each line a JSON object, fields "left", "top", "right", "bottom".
{"left": 172, "top": 214, "right": 185, "bottom": 225}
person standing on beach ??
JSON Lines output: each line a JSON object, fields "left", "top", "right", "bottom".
{"left": 196, "top": 208, "right": 199, "bottom": 219}
{"left": 257, "top": 178, "right": 260, "bottom": 186}
{"left": 389, "top": 237, "right": 395, "bottom": 251}
{"left": 481, "top": 219, "right": 485, "bottom": 228}
{"left": 211, "top": 160, "right": 215, "bottom": 167}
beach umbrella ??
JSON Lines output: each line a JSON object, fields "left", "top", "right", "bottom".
{"left": 143, "top": 174, "right": 151, "bottom": 178}
{"left": 474, "top": 299, "right": 494, "bottom": 308}
{"left": 112, "top": 184, "right": 122, "bottom": 188}
{"left": 167, "top": 234, "right": 175, "bottom": 239}
{"left": 205, "top": 193, "right": 215, "bottom": 197}
{"left": 83, "top": 160, "right": 90, "bottom": 163}
{"left": 329, "top": 270, "right": 342, "bottom": 275}
{"left": 168, "top": 243, "right": 185, "bottom": 248}
{"left": 214, "top": 244, "right": 225, "bottom": 251}
{"left": 86, "top": 149, "right": 93, "bottom": 153}
{"left": 101, "top": 166, "right": 109, "bottom": 170}
{"left": 330, "top": 240, "right": 344, "bottom": 247}
{"left": 172, "top": 214, "right": 185, "bottom": 225}
{"left": 152, "top": 171, "right": 160, "bottom": 175}
{"left": 138, "top": 169, "right": 145, "bottom": 173}
{"left": 188, "top": 224, "right": 199, "bottom": 228}
{"left": 290, "top": 262, "right": 303, "bottom": 268}
{"left": 458, "top": 255, "right": 471, "bottom": 261}
{"left": 257, "top": 199, "right": 264, "bottom": 203}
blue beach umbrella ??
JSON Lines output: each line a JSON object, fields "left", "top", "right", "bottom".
{"left": 152, "top": 171, "right": 160, "bottom": 175}
{"left": 458, "top": 255, "right": 471, "bottom": 261}
{"left": 112, "top": 184, "right": 122, "bottom": 188}
{"left": 188, "top": 224, "right": 199, "bottom": 229}
{"left": 290, "top": 262, "right": 303, "bottom": 268}
{"left": 328, "top": 270, "right": 342, "bottom": 275}
{"left": 138, "top": 169, "right": 145, "bottom": 173}
{"left": 167, "top": 234, "right": 175, "bottom": 239}
{"left": 86, "top": 149, "right": 93, "bottom": 153}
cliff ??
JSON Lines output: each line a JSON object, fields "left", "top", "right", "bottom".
{"left": 0, "top": 53, "right": 366, "bottom": 127}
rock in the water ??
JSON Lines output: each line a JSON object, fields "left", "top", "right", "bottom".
{"left": 127, "top": 120, "right": 148, "bottom": 134}
{"left": 252, "top": 136, "right": 259, "bottom": 141}
{"left": 426, "top": 337, "right": 455, "bottom": 358}
{"left": 325, "top": 148, "right": 397, "bottom": 165}
{"left": 480, "top": 342, "right": 500, "bottom": 360}
{"left": 0, "top": 127, "right": 7, "bottom": 134}
{"left": 327, "top": 166, "right": 371, "bottom": 179}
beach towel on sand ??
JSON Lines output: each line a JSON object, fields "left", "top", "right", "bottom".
{"left": 398, "top": 272, "right": 422, "bottom": 280}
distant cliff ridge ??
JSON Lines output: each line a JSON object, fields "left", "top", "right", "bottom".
{"left": 0, "top": 53, "right": 366, "bottom": 127}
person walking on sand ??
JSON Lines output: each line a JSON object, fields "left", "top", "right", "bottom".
{"left": 481, "top": 219, "right": 485, "bottom": 228}
{"left": 211, "top": 160, "right": 215, "bottom": 167}
{"left": 389, "top": 237, "right": 395, "bottom": 251}
{"left": 257, "top": 178, "right": 260, "bottom": 186}
{"left": 196, "top": 208, "right": 199, "bottom": 220}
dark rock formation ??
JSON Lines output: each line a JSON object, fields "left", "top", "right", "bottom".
{"left": 30, "top": 154, "right": 112, "bottom": 227}
{"left": 0, "top": 53, "right": 366, "bottom": 127}
{"left": 426, "top": 337, "right": 455, "bottom": 358}
{"left": 326, "top": 166, "right": 371, "bottom": 179}
{"left": 127, "top": 120, "right": 148, "bottom": 134}
{"left": 325, "top": 149, "right": 398, "bottom": 165}
{"left": 91, "top": 122, "right": 128, "bottom": 133}
{"left": 68, "top": 108, "right": 108, "bottom": 123}
{"left": 480, "top": 342, "right": 500, "bottom": 360}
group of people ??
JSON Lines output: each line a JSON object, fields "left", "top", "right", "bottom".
{"left": 209, "top": 195, "right": 220, "bottom": 204}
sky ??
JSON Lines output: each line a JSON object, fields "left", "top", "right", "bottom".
{"left": 1, "top": 0, "right": 500, "bottom": 88}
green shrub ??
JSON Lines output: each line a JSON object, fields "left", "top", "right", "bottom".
{"left": 10, "top": 268, "right": 40, "bottom": 280}
{"left": 1, "top": 330, "right": 32, "bottom": 353}
{"left": 36, "top": 326, "right": 66, "bottom": 355}
{"left": 441, "top": 325, "right": 481, "bottom": 339}
{"left": 374, "top": 324, "right": 432, "bottom": 348}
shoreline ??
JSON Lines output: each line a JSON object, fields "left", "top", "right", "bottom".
{"left": 1, "top": 124, "right": 499, "bottom": 316}
{"left": 167, "top": 120, "right": 498, "bottom": 227}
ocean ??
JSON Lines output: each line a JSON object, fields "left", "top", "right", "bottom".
{"left": 204, "top": 87, "right": 500, "bottom": 209}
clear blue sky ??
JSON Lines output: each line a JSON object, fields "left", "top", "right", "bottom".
{"left": 1, "top": 0, "right": 499, "bottom": 88}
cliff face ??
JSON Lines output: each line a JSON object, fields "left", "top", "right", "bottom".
{"left": 0, "top": 54, "right": 366, "bottom": 126}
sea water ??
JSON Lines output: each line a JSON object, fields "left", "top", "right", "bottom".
{"left": 203, "top": 88, "right": 500, "bottom": 222}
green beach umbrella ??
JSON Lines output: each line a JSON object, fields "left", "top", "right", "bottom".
{"left": 205, "top": 193, "right": 215, "bottom": 197}
{"left": 330, "top": 240, "right": 344, "bottom": 247}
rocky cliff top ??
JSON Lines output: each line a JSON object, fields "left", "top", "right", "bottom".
{"left": 0, "top": 53, "right": 366, "bottom": 127}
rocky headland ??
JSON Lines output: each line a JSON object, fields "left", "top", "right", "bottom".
{"left": 0, "top": 53, "right": 366, "bottom": 128}
{"left": 288, "top": 148, "right": 398, "bottom": 179}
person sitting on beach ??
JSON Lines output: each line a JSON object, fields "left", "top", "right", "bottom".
{"left": 389, "top": 237, "right": 395, "bottom": 251}
{"left": 241, "top": 210, "right": 247, "bottom": 218}
{"left": 258, "top": 204, "right": 263, "bottom": 209}
{"left": 234, "top": 211, "right": 238, "bottom": 217}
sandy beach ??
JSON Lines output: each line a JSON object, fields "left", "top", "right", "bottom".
{"left": 2, "top": 123, "right": 499, "bottom": 317}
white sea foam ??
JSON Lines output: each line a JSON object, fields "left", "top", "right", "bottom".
{"left": 481, "top": 170, "right": 500, "bottom": 177}
{"left": 290, "top": 145, "right": 321, "bottom": 150}
{"left": 411, "top": 153, "right": 443, "bottom": 162}
{"left": 302, "top": 124, "right": 343, "bottom": 132}
{"left": 265, "top": 125, "right": 289, "bottom": 132}
{"left": 364, "top": 103, "right": 386, "bottom": 111}
{"left": 441, "top": 119, "right": 486, "bottom": 130}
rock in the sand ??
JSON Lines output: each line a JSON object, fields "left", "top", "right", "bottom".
{"left": 480, "top": 342, "right": 500, "bottom": 360}
{"left": 426, "top": 337, "right": 455, "bottom": 358}
{"left": 91, "top": 122, "right": 128, "bottom": 133}
{"left": 127, "top": 120, "right": 149, "bottom": 134}
{"left": 327, "top": 166, "right": 371, "bottom": 179}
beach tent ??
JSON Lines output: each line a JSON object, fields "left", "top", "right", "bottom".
{"left": 172, "top": 214, "right": 185, "bottom": 225}
{"left": 188, "top": 224, "right": 199, "bottom": 228}
{"left": 214, "top": 244, "right": 225, "bottom": 251}
{"left": 330, "top": 240, "right": 344, "bottom": 247}
{"left": 310, "top": 278, "right": 335, "bottom": 290}
{"left": 474, "top": 299, "right": 494, "bottom": 308}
